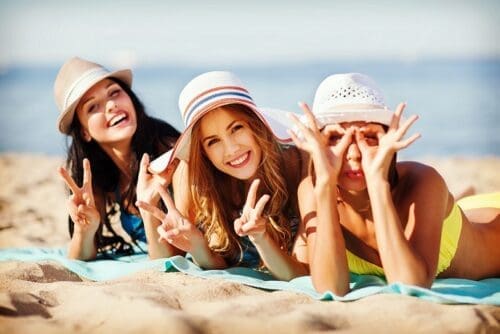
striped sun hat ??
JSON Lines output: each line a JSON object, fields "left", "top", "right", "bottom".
{"left": 149, "top": 71, "right": 292, "bottom": 173}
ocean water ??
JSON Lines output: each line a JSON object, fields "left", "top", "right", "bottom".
{"left": 0, "top": 59, "right": 499, "bottom": 159}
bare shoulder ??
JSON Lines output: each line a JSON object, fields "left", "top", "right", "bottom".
{"left": 395, "top": 161, "right": 450, "bottom": 205}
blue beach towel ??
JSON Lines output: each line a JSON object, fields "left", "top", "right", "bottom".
{"left": 1, "top": 248, "right": 499, "bottom": 305}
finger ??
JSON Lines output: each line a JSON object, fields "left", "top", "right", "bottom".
{"left": 136, "top": 200, "right": 167, "bottom": 221}
{"left": 234, "top": 218, "right": 244, "bottom": 236}
{"left": 138, "top": 153, "right": 150, "bottom": 183}
{"left": 299, "top": 102, "right": 321, "bottom": 133}
{"left": 390, "top": 103, "right": 406, "bottom": 130}
{"left": 82, "top": 191, "right": 94, "bottom": 207}
{"left": 287, "top": 129, "right": 305, "bottom": 151}
{"left": 337, "top": 127, "right": 354, "bottom": 153}
{"left": 245, "top": 179, "right": 261, "bottom": 209}
{"left": 159, "top": 158, "right": 179, "bottom": 185}
{"left": 82, "top": 158, "right": 92, "bottom": 187}
{"left": 287, "top": 112, "right": 313, "bottom": 140}
{"left": 157, "top": 185, "right": 176, "bottom": 213}
{"left": 240, "top": 220, "right": 257, "bottom": 234}
{"left": 165, "top": 228, "right": 180, "bottom": 239}
{"left": 77, "top": 204, "right": 94, "bottom": 222}
{"left": 253, "top": 194, "right": 270, "bottom": 218}
{"left": 397, "top": 133, "right": 421, "bottom": 149}
{"left": 397, "top": 114, "right": 419, "bottom": 139}
{"left": 57, "top": 166, "right": 80, "bottom": 194}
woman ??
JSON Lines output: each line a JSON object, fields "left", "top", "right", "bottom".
{"left": 138, "top": 71, "right": 308, "bottom": 280}
{"left": 54, "top": 57, "right": 181, "bottom": 260}
{"left": 289, "top": 73, "right": 500, "bottom": 295}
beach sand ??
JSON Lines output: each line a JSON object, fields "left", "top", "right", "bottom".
{"left": 1, "top": 153, "right": 499, "bottom": 333}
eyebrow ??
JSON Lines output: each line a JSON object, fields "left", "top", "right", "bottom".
{"left": 80, "top": 81, "right": 117, "bottom": 108}
{"left": 202, "top": 120, "right": 239, "bottom": 145}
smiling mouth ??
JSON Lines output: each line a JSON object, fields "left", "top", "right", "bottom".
{"left": 108, "top": 112, "right": 128, "bottom": 127}
{"left": 227, "top": 152, "right": 250, "bottom": 167}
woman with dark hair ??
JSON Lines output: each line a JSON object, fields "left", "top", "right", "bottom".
{"left": 54, "top": 57, "right": 181, "bottom": 260}
{"left": 289, "top": 73, "right": 500, "bottom": 296}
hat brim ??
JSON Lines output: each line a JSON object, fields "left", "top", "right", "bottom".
{"left": 57, "top": 69, "right": 133, "bottom": 134}
{"left": 149, "top": 102, "right": 293, "bottom": 174}
{"left": 312, "top": 107, "right": 394, "bottom": 127}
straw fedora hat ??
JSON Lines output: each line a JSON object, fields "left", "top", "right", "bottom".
{"left": 54, "top": 57, "right": 132, "bottom": 134}
{"left": 149, "top": 71, "right": 292, "bottom": 174}
{"left": 311, "top": 73, "right": 394, "bottom": 126}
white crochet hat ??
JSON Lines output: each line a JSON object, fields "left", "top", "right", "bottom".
{"left": 149, "top": 71, "right": 292, "bottom": 173}
{"left": 311, "top": 73, "right": 393, "bottom": 126}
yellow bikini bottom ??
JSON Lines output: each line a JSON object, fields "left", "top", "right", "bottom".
{"left": 346, "top": 192, "right": 500, "bottom": 277}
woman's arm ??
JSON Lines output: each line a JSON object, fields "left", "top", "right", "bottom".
{"left": 136, "top": 153, "right": 183, "bottom": 259}
{"left": 366, "top": 163, "right": 448, "bottom": 287}
{"left": 288, "top": 105, "right": 351, "bottom": 295}
{"left": 58, "top": 159, "right": 99, "bottom": 260}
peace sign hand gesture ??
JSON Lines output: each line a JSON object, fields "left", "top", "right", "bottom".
{"left": 288, "top": 102, "right": 353, "bottom": 184}
{"left": 136, "top": 185, "right": 205, "bottom": 253}
{"left": 234, "top": 179, "right": 271, "bottom": 244}
{"left": 58, "top": 158, "right": 100, "bottom": 235}
{"left": 357, "top": 103, "right": 421, "bottom": 181}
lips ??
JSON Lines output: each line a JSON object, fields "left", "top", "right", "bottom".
{"left": 345, "top": 169, "right": 364, "bottom": 179}
{"left": 227, "top": 152, "right": 250, "bottom": 168}
{"left": 107, "top": 112, "right": 128, "bottom": 127}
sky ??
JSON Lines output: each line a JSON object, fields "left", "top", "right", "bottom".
{"left": 0, "top": 0, "right": 499, "bottom": 68}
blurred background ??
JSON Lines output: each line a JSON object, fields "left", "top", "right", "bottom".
{"left": 0, "top": 0, "right": 499, "bottom": 159}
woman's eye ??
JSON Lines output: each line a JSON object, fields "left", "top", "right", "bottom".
{"left": 364, "top": 133, "right": 379, "bottom": 145}
{"left": 231, "top": 124, "right": 244, "bottom": 133}
{"left": 109, "top": 89, "right": 120, "bottom": 97}
{"left": 328, "top": 134, "right": 343, "bottom": 145}
{"left": 206, "top": 138, "right": 219, "bottom": 147}
{"left": 87, "top": 104, "right": 97, "bottom": 114}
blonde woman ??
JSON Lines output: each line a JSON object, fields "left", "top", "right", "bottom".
{"left": 138, "top": 71, "right": 308, "bottom": 280}
{"left": 289, "top": 73, "right": 500, "bottom": 295}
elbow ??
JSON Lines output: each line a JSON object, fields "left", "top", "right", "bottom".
{"left": 386, "top": 268, "right": 434, "bottom": 289}
{"left": 312, "top": 276, "right": 350, "bottom": 297}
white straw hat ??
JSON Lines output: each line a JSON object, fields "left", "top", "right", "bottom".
{"left": 311, "top": 73, "right": 393, "bottom": 126}
{"left": 149, "top": 71, "right": 292, "bottom": 173}
{"left": 54, "top": 57, "right": 132, "bottom": 134}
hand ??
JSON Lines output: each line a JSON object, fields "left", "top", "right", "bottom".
{"left": 357, "top": 103, "right": 421, "bottom": 181}
{"left": 136, "top": 185, "right": 205, "bottom": 253}
{"left": 288, "top": 102, "right": 353, "bottom": 183}
{"left": 234, "top": 179, "right": 270, "bottom": 244}
{"left": 58, "top": 159, "right": 100, "bottom": 235}
{"left": 136, "top": 153, "right": 169, "bottom": 206}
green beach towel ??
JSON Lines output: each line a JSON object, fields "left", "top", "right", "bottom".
{"left": 1, "top": 248, "right": 499, "bottom": 305}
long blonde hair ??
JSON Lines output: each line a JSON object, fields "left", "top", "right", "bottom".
{"left": 188, "top": 105, "right": 295, "bottom": 265}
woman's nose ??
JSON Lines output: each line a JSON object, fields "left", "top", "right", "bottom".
{"left": 223, "top": 137, "right": 239, "bottom": 155}
{"left": 105, "top": 99, "right": 117, "bottom": 113}
{"left": 345, "top": 141, "right": 361, "bottom": 161}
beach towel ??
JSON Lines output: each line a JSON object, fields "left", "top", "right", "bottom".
{"left": 1, "top": 248, "right": 499, "bottom": 305}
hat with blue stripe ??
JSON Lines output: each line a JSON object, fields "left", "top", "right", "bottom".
{"left": 149, "top": 71, "right": 292, "bottom": 173}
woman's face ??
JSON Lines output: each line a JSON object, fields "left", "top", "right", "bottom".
{"left": 199, "top": 106, "right": 262, "bottom": 180}
{"left": 75, "top": 79, "right": 137, "bottom": 147}
{"left": 322, "top": 121, "right": 385, "bottom": 191}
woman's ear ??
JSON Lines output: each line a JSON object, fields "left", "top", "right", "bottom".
{"left": 80, "top": 128, "right": 92, "bottom": 142}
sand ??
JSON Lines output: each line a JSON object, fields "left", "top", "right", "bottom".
{"left": 1, "top": 153, "right": 499, "bottom": 333}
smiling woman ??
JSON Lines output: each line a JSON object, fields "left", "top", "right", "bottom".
{"left": 54, "top": 57, "right": 181, "bottom": 261}
{"left": 136, "top": 71, "right": 309, "bottom": 280}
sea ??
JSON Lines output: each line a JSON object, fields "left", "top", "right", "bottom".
{"left": 1, "top": 59, "right": 499, "bottom": 159}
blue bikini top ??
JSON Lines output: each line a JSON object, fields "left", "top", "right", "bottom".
{"left": 115, "top": 189, "right": 147, "bottom": 243}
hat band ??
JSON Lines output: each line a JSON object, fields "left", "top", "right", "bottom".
{"left": 63, "top": 67, "right": 110, "bottom": 110}
{"left": 183, "top": 88, "right": 254, "bottom": 126}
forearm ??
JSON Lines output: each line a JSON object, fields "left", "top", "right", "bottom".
{"left": 367, "top": 179, "right": 432, "bottom": 286}
{"left": 252, "top": 233, "right": 308, "bottom": 281}
{"left": 67, "top": 231, "right": 97, "bottom": 260}
{"left": 311, "top": 180, "right": 350, "bottom": 295}
{"left": 189, "top": 241, "right": 227, "bottom": 269}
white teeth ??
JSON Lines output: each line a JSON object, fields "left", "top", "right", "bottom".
{"left": 110, "top": 114, "right": 126, "bottom": 127}
{"left": 229, "top": 153, "right": 248, "bottom": 166}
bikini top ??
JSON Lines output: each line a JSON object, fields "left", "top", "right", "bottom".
{"left": 114, "top": 189, "right": 147, "bottom": 243}
{"left": 346, "top": 202, "right": 463, "bottom": 277}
